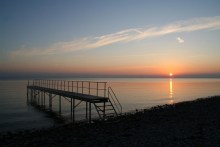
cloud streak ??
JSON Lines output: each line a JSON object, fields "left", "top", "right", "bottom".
{"left": 10, "top": 16, "right": 220, "bottom": 56}
{"left": 177, "top": 37, "right": 184, "bottom": 43}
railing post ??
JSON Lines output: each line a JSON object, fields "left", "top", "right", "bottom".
{"left": 97, "top": 82, "right": 98, "bottom": 96}
{"left": 77, "top": 81, "right": 78, "bottom": 93}
{"left": 82, "top": 81, "right": 84, "bottom": 94}
{"left": 89, "top": 82, "right": 90, "bottom": 95}
{"left": 108, "top": 87, "right": 109, "bottom": 98}
{"left": 61, "top": 80, "right": 62, "bottom": 90}
{"left": 104, "top": 82, "right": 106, "bottom": 97}
{"left": 64, "top": 80, "right": 65, "bottom": 91}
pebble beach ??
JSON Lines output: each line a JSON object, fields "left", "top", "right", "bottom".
{"left": 1, "top": 96, "right": 220, "bottom": 146}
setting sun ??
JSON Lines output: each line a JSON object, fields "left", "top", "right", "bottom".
{"left": 169, "top": 73, "right": 173, "bottom": 77}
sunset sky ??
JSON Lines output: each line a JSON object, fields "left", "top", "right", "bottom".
{"left": 1, "top": 0, "right": 220, "bottom": 78}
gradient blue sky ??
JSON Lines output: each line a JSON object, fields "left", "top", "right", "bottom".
{"left": 1, "top": 0, "right": 220, "bottom": 77}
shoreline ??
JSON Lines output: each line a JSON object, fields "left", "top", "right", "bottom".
{"left": 1, "top": 96, "right": 220, "bottom": 146}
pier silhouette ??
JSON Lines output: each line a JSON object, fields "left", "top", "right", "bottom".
{"left": 27, "top": 79, "right": 122, "bottom": 123}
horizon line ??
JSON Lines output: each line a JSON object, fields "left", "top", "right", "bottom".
{"left": 1, "top": 72, "right": 220, "bottom": 79}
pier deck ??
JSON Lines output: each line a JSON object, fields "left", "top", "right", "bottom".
{"left": 27, "top": 86, "right": 109, "bottom": 103}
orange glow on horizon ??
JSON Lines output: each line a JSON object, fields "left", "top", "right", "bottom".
{"left": 3, "top": 60, "right": 220, "bottom": 77}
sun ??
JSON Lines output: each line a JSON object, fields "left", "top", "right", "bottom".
{"left": 169, "top": 73, "right": 173, "bottom": 77}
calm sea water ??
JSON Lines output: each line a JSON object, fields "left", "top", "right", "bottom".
{"left": 0, "top": 78, "right": 220, "bottom": 132}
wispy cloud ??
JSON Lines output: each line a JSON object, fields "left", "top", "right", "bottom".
{"left": 10, "top": 16, "right": 220, "bottom": 56}
{"left": 177, "top": 37, "right": 184, "bottom": 43}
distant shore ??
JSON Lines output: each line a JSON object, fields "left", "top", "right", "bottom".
{"left": 1, "top": 96, "right": 220, "bottom": 146}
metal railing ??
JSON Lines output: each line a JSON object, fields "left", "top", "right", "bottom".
{"left": 108, "top": 87, "right": 122, "bottom": 114}
{"left": 28, "top": 79, "right": 107, "bottom": 97}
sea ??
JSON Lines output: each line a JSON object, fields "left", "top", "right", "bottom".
{"left": 0, "top": 78, "right": 220, "bottom": 132}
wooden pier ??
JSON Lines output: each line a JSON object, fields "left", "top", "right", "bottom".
{"left": 27, "top": 79, "right": 122, "bottom": 123}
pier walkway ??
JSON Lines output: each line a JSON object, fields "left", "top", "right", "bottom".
{"left": 27, "top": 79, "right": 122, "bottom": 123}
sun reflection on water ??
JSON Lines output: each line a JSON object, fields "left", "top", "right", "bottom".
{"left": 169, "top": 78, "right": 174, "bottom": 104}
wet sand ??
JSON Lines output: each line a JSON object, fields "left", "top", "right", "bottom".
{"left": 1, "top": 96, "right": 220, "bottom": 146}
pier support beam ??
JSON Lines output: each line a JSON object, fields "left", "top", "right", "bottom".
{"left": 30, "top": 89, "right": 33, "bottom": 102}
{"left": 86, "top": 102, "right": 88, "bottom": 120}
{"left": 26, "top": 88, "right": 29, "bottom": 103}
{"left": 37, "top": 91, "right": 39, "bottom": 105}
{"left": 70, "top": 98, "right": 75, "bottom": 123}
{"left": 41, "top": 92, "right": 43, "bottom": 106}
{"left": 44, "top": 92, "right": 46, "bottom": 109}
{"left": 72, "top": 99, "right": 75, "bottom": 122}
{"left": 49, "top": 93, "right": 52, "bottom": 110}
{"left": 59, "top": 95, "right": 61, "bottom": 115}
{"left": 27, "top": 88, "right": 29, "bottom": 99}
{"left": 43, "top": 92, "right": 45, "bottom": 108}
{"left": 103, "top": 102, "right": 106, "bottom": 120}
{"left": 71, "top": 99, "right": 72, "bottom": 119}
{"left": 89, "top": 102, "right": 91, "bottom": 123}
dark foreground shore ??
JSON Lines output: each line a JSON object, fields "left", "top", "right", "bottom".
{"left": 1, "top": 96, "right": 220, "bottom": 146}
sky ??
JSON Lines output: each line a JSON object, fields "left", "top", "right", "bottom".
{"left": 1, "top": 0, "right": 220, "bottom": 78}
